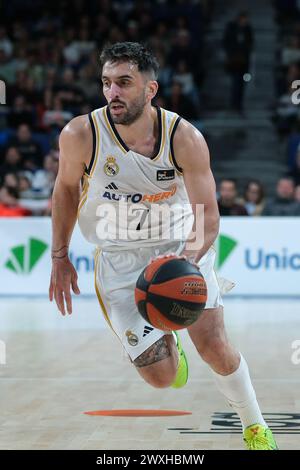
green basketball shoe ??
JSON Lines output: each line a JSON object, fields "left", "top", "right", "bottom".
{"left": 171, "top": 331, "right": 189, "bottom": 389}
{"left": 243, "top": 423, "right": 278, "bottom": 450}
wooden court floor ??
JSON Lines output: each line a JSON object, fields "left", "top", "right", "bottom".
{"left": 0, "top": 299, "right": 299, "bottom": 450}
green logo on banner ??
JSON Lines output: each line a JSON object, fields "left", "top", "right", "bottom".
{"left": 216, "top": 234, "right": 237, "bottom": 269}
{"left": 5, "top": 238, "right": 48, "bottom": 274}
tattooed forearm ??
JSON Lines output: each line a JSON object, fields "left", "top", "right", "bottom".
{"left": 51, "top": 245, "right": 69, "bottom": 253}
{"left": 134, "top": 337, "right": 171, "bottom": 368}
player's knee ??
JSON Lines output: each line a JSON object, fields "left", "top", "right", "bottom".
{"left": 133, "top": 337, "right": 178, "bottom": 388}
{"left": 134, "top": 357, "right": 178, "bottom": 388}
{"left": 143, "top": 369, "right": 177, "bottom": 389}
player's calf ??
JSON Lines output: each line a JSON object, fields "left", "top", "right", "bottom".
{"left": 188, "top": 307, "right": 239, "bottom": 374}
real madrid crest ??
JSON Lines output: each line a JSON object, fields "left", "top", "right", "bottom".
{"left": 125, "top": 330, "right": 139, "bottom": 346}
{"left": 104, "top": 155, "right": 119, "bottom": 177}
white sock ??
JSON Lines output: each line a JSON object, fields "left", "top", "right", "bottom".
{"left": 210, "top": 354, "right": 267, "bottom": 430}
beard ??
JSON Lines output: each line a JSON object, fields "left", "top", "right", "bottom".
{"left": 109, "top": 93, "right": 146, "bottom": 125}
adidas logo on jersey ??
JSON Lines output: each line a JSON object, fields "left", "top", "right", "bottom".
{"left": 105, "top": 182, "right": 118, "bottom": 190}
{"left": 143, "top": 325, "right": 154, "bottom": 337}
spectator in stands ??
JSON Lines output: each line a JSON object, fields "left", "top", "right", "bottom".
{"left": 8, "top": 71, "right": 39, "bottom": 109}
{"left": 155, "top": 52, "right": 172, "bottom": 97}
{"left": 53, "top": 68, "right": 85, "bottom": 114}
{"left": 150, "top": 21, "right": 170, "bottom": 57}
{"left": 294, "top": 184, "right": 300, "bottom": 202}
{"left": 165, "top": 81, "right": 199, "bottom": 121}
{"left": 287, "top": 149, "right": 300, "bottom": 185}
{"left": 218, "top": 178, "right": 248, "bottom": 216}
{"left": 28, "top": 152, "right": 58, "bottom": 198}
{"left": 126, "top": 20, "right": 140, "bottom": 43}
{"left": 241, "top": 180, "right": 266, "bottom": 216}
{"left": 14, "top": 49, "right": 28, "bottom": 70}
{"left": 7, "top": 123, "right": 42, "bottom": 169}
{"left": 262, "top": 177, "right": 300, "bottom": 215}
{"left": 68, "top": 27, "right": 96, "bottom": 61}
{"left": 0, "top": 185, "right": 32, "bottom": 216}
{"left": 42, "top": 95, "right": 73, "bottom": 132}
{"left": 173, "top": 60, "right": 197, "bottom": 96}
{"left": 0, "top": 146, "right": 22, "bottom": 180}
{"left": 0, "top": 47, "right": 16, "bottom": 84}
{"left": 3, "top": 172, "right": 19, "bottom": 189}
{"left": 168, "top": 29, "right": 203, "bottom": 86}
{"left": 0, "top": 26, "right": 13, "bottom": 58}
{"left": 223, "top": 11, "right": 254, "bottom": 113}
{"left": 7, "top": 95, "right": 35, "bottom": 128}
{"left": 18, "top": 174, "right": 34, "bottom": 199}
{"left": 77, "top": 63, "right": 102, "bottom": 108}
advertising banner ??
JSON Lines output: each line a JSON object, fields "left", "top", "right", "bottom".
{"left": 0, "top": 217, "right": 299, "bottom": 297}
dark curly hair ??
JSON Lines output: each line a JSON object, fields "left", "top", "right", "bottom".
{"left": 100, "top": 42, "right": 159, "bottom": 79}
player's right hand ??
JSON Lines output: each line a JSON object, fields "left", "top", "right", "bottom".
{"left": 49, "top": 256, "right": 80, "bottom": 315}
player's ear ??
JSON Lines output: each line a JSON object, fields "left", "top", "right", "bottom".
{"left": 146, "top": 80, "right": 158, "bottom": 101}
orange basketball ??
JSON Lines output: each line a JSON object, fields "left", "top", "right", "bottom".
{"left": 135, "top": 255, "right": 207, "bottom": 331}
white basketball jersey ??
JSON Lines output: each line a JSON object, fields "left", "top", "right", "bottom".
{"left": 77, "top": 105, "right": 194, "bottom": 250}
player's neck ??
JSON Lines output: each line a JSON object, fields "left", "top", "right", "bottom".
{"left": 114, "top": 105, "right": 157, "bottom": 148}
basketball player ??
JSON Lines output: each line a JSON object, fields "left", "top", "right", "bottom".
{"left": 49, "top": 42, "right": 277, "bottom": 450}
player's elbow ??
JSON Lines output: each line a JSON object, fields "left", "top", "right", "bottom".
{"left": 208, "top": 210, "right": 220, "bottom": 241}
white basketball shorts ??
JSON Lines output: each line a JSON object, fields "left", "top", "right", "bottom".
{"left": 94, "top": 241, "right": 224, "bottom": 361}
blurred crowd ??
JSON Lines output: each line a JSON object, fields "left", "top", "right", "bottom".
{"left": 0, "top": 0, "right": 213, "bottom": 216}
{"left": 217, "top": 177, "right": 300, "bottom": 217}
{"left": 273, "top": 0, "right": 300, "bottom": 183}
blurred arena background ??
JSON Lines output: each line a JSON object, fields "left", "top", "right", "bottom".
{"left": 0, "top": 0, "right": 300, "bottom": 451}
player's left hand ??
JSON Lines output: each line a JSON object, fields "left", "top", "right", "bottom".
{"left": 149, "top": 252, "right": 200, "bottom": 270}
{"left": 149, "top": 252, "right": 184, "bottom": 263}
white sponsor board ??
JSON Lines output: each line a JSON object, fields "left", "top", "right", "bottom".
{"left": 218, "top": 217, "right": 300, "bottom": 296}
{"left": 0, "top": 218, "right": 95, "bottom": 295}
{"left": 0, "top": 217, "right": 299, "bottom": 297}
